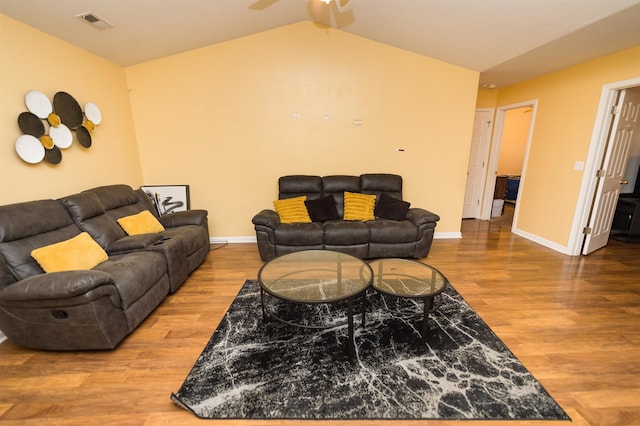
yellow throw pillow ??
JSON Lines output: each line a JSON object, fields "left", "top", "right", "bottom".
{"left": 31, "top": 232, "right": 108, "bottom": 273}
{"left": 273, "top": 196, "right": 312, "bottom": 224}
{"left": 343, "top": 191, "right": 376, "bottom": 221}
{"left": 117, "top": 210, "right": 165, "bottom": 235}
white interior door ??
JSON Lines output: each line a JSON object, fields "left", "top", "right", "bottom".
{"left": 463, "top": 109, "right": 493, "bottom": 218}
{"left": 583, "top": 88, "right": 640, "bottom": 254}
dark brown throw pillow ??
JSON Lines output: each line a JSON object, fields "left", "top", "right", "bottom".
{"left": 374, "top": 193, "right": 411, "bottom": 220}
{"left": 305, "top": 195, "right": 340, "bottom": 222}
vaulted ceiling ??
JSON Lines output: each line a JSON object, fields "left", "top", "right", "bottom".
{"left": 2, "top": 0, "right": 640, "bottom": 88}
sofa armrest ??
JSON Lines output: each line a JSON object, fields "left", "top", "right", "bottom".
{"left": 158, "top": 209, "right": 208, "bottom": 228}
{"left": 0, "top": 270, "right": 115, "bottom": 302}
{"left": 105, "top": 233, "right": 164, "bottom": 254}
{"left": 406, "top": 208, "right": 440, "bottom": 226}
{"left": 252, "top": 209, "right": 281, "bottom": 229}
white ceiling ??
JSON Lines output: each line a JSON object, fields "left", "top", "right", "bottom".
{"left": 2, "top": 0, "right": 640, "bottom": 88}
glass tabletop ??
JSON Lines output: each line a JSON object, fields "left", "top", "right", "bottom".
{"left": 369, "top": 258, "right": 448, "bottom": 298}
{"left": 258, "top": 250, "right": 373, "bottom": 303}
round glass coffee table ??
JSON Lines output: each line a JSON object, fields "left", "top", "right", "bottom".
{"left": 368, "top": 258, "right": 448, "bottom": 343}
{"left": 257, "top": 250, "right": 373, "bottom": 358}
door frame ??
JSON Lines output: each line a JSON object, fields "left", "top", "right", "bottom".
{"left": 567, "top": 77, "right": 640, "bottom": 256}
{"left": 480, "top": 100, "right": 538, "bottom": 228}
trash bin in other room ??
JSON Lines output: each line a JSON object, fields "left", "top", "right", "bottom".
{"left": 492, "top": 199, "right": 504, "bottom": 217}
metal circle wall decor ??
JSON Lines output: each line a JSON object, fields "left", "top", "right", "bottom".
{"left": 17, "top": 112, "right": 45, "bottom": 137}
{"left": 15, "top": 90, "right": 102, "bottom": 165}
{"left": 44, "top": 145, "right": 63, "bottom": 164}
{"left": 15, "top": 134, "right": 45, "bottom": 164}
{"left": 25, "top": 90, "right": 53, "bottom": 119}
{"left": 49, "top": 123, "right": 73, "bottom": 149}
{"left": 53, "top": 92, "right": 83, "bottom": 129}
{"left": 76, "top": 125, "right": 92, "bottom": 148}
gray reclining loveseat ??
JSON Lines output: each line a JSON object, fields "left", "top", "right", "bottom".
{"left": 252, "top": 174, "right": 439, "bottom": 261}
{"left": 0, "top": 185, "right": 209, "bottom": 351}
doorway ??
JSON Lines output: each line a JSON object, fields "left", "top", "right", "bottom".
{"left": 480, "top": 101, "right": 537, "bottom": 235}
{"left": 490, "top": 106, "right": 532, "bottom": 228}
{"left": 567, "top": 78, "right": 640, "bottom": 255}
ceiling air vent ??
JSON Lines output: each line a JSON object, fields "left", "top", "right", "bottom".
{"left": 76, "top": 12, "right": 113, "bottom": 30}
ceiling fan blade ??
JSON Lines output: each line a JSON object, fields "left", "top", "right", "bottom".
{"left": 249, "top": 0, "right": 280, "bottom": 11}
{"left": 334, "top": 7, "right": 355, "bottom": 29}
{"left": 335, "top": 0, "right": 351, "bottom": 11}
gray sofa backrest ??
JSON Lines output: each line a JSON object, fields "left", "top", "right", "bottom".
{"left": 278, "top": 174, "right": 403, "bottom": 217}
{"left": 361, "top": 174, "right": 403, "bottom": 199}
{"left": 84, "top": 184, "right": 149, "bottom": 221}
{"left": 60, "top": 192, "right": 127, "bottom": 249}
{"left": 0, "top": 199, "right": 80, "bottom": 284}
{"left": 322, "top": 176, "right": 361, "bottom": 217}
{"left": 134, "top": 189, "right": 161, "bottom": 218}
{"left": 278, "top": 175, "right": 322, "bottom": 200}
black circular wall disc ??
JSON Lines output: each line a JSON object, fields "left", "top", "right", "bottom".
{"left": 45, "top": 146, "right": 62, "bottom": 164}
{"left": 53, "top": 91, "right": 83, "bottom": 129}
{"left": 18, "top": 111, "right": 45, "bottom": 137}
{"left": 76, "top": 125, "right": 92, "bottom": 148}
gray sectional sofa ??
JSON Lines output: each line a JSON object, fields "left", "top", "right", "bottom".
{"left": 252, "top": 174, "right": 439, "bottom": 261}
{"left": 0, "top": 184, "right": 209, "bottom": 351}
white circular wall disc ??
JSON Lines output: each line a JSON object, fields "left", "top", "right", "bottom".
{"left": 49, "top": 123, "right": 73, "bottom": 149}
{"left": 16, "top": 134, "right": 45, "bottom": 164}
{"left": 25, "top": 90, "right": 53, "bottom": 119}
{"left": 84, "top": 102, "right": 102, "bottom": 125}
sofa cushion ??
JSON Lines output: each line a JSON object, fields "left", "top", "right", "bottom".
{"left": 60, "top": 192, "right": 127, "bottom": 248}
{"left": 94, "top": 251, "right": 167, "bottom": 309}
{"left": 322, "top": 176, "right": 361, "bottom": 217}
{"left": 368, "top": 220, "right": 418, "bottom": 243}
{"left": 161, "top": 225, "right": 207, "bottom": 256}
{"left": 273, "top": 196, "right": 312, "bottom": 224}
{"left": 279, "top": 175, "right": 322, "bottom": 199}
{"left": 117, "top": 210, "right": 165, "bottom": 235}
{"left": 305, "top": 195, "right": 340, "bottom": 222}
{"left": 361, "top": 173, "right": 403, "bottom": 199}
{"left": 324, "top": 221, "right": 370, "bottom": 245}
{"left": 375, "top": 193, "right": 411, "bottom": 221}
{"left": 85, "top": 185, "right": 146, "bottom": 220}
{"left": 31, "top": 232, "right": 108, "bottom": 273}
{"left": 0, "top": 199, "right": 81, "bottom": 280}
{"left": 86, "top": 184, "right": 139, "bottom": 210}
{"left": 343, "top": 192, "right": 376, "bottom": 221}
{"left": 275, "top": 223, "right": 323, "bottom": 245}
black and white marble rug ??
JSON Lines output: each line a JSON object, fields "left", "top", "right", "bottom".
{"left": 171, "top": 280, "right": 569, "bottom": 421}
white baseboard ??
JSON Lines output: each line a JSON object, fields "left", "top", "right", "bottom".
{"left": 211, "top": 236, "right": 257, "bottom": 244}
{"left": 434, "top": 232, "right": 462, "bottom": 239}
{"left": 0, "top": 330, "right": 6, "bottom": 344}
{"left": 512, "top": 227, "right": 569, "bottom": 255}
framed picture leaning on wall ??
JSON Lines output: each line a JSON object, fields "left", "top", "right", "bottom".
{"left": 141, "top": 185, "right": 190, "bottom": 216}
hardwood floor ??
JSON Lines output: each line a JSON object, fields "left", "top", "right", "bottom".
{"left": 1, "top": 220, "right": 638, "bottom": 425}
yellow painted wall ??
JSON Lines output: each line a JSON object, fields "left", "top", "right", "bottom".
{"left": 126, "top": 22, "right": 479, "bottom": 238}
{"left": 496, "top": 45, "right": 640, "bottom": 247}
{"left": 0, "top": 14, "right": 142, "bottom": 204}
{"left": 498, "top": 107, "right": 530, "bottom": 176}
{"left": 476, "top": 88, "right": 498, "bottom": 108}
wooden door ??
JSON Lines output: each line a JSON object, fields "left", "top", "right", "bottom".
{"left": 583, "top": 88, "right": 640, "bottom": 254}
{"left": 463, "top": 110, "right": 493, "bottom": 218}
